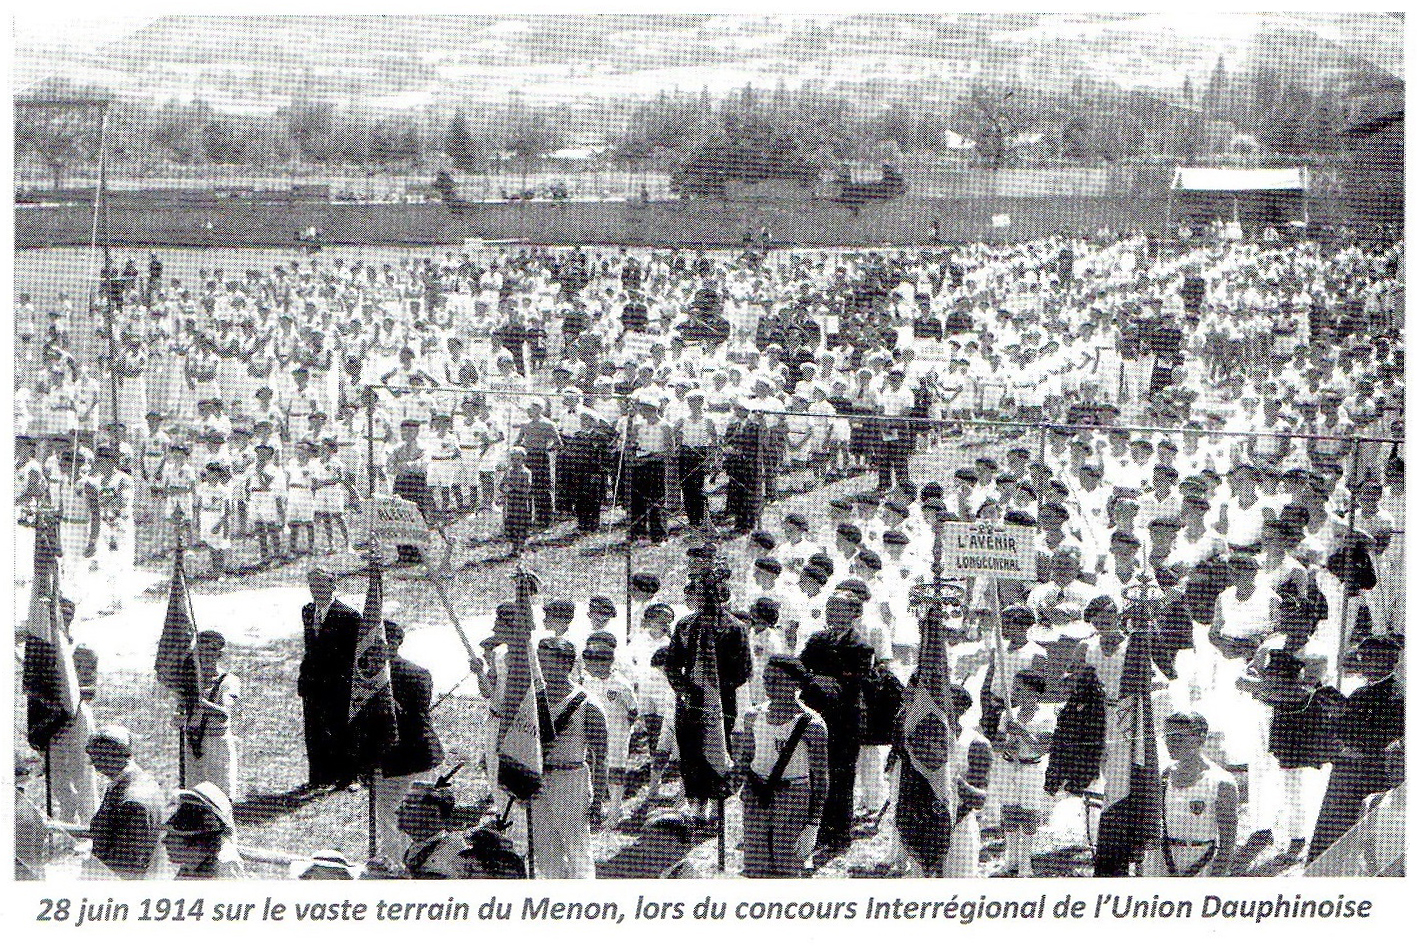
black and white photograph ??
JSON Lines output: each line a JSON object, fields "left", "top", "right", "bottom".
{"left": 9, "top": 9, "right": 1405, "bottom": 886}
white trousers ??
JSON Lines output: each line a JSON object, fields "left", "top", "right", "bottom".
{"left": 529, "top": 766, "right": 594, "bottom": 879}
{"left": 855, "top": 744, "right": 888, "bottom": 814}
{"left": 373, "top": 769, "right": 427, "bottom": 864}
{"left": 184, "top": 730, "right": 240, "bottom": 802}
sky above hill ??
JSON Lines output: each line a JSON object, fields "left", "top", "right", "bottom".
{"left": 12, "top": 11, "right": 1401, "bottom": 116}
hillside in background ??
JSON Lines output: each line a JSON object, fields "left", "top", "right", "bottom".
{"left": 16, "top": 12, "right": 1397, "bottom": 119}
{"left": 13, "top": 12, "right": 1401, "bottom": 196}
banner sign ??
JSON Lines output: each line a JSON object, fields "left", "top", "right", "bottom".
{"left": 368, "top": 495, "right": 430, "bottom": 550}
{"left": 621, "top": 330, "right": 660, "bottom": 361}
{"left": 939, "top": 521, "right": 1036, "bottom": 580}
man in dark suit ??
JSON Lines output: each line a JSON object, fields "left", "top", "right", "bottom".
{"left": 1308, "top": 633, "right": 1405, "bottom": 861}
{"left": 85, "top": 725, "right": 166, "bottom": 880}
{"left": 372, "top": 620, "right": 445, "bottom": 864}
{"left": 654, "top": 549, "right": 752, "bottom": 826}
{"left": 722, "top": 400, "right": 764, "bottom": 534}
{"left": 798, "top": 592, "right": 875, "bottom": 855}
{"left": 299, "top": 567, "right": 361, "bottom": 790}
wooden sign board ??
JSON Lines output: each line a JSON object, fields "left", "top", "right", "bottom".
{"left": 368, "top": 495, "right": 430, "bottom": 550}
{"left": 938, "top": 521, "right": 1035, "bottom": 580}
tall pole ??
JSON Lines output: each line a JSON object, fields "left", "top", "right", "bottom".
{"left": 368, "top": 765, "right": 378, "bottom": 860}
{"left": 524, "top": 801, "right": 536, "bottom": 878}
{"left": 95, "top": 103, "right": 120, "bottom": 434}
{"left": 44, "top": 748, "right": 54, "bottom": 820}
{"left": 175, "top": 513, "right": 189, "bottom": 790}
{"left": 365, "top": 387, "right": 377, "bottom": 499}
{"left": 753, "top": 410, "right": 765, "bottom": 532}
{"left": 1334, "top": 438, "right": 1361, "bottom": 689}
{"left": 718, "top": 798, "right": 726, "bottom": 871}
{"left": 1035, "top": 422, "right": 1047, "bottom": 498}
{"left": 623, "top": 409, "right": 635, "bottom": 634}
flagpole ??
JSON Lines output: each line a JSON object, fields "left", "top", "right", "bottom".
{"left": 717, "top": 798, "right": 726, "bottom": 870}
{"left": 40, "top": 514, "right": 58, "bottom": 820}
{"left": 175, "top": 513, "right": 191, "bottom": 790}
{"left": 368, "top": 768, "right": 378, "bottom": 860}
{"left": 621, "top": 412, "right": 634, "bottom": 623}
{"left": 44, "top": 748, "right": 54, "bottom": 820}
{"left": 524, "top": 801, "right": 536, "bottom": 878}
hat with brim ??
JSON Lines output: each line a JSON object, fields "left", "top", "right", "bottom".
{"left": 169, "top": 782, "right": 236, "bottom": 835}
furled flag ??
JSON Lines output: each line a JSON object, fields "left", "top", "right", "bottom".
{"left": 895, "top": 584, "right": 963, "bottom": 873}
{"left": 348, "top": 564, "right": 398, "bottom": 776}
{"left": 497, "top": 571, "right": 549, "bottom": 800}
{"left": 154, "top": 544, "right": 200, "bottom": 701}
{"left": 22, "top": 515, "right": 81, "bottom": 750}
{"left": 1097, "top": 601, "right": 1163, "bottom": 865}
{"left": 684, "top": 600, "right": 735, "bottom": 796}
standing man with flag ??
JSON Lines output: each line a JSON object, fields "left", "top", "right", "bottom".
{"left": 155, "top": 533, "right": 201, "bottom": 788}
{"left": 656, "top": 546, "right": 751, "bottom": 828}
{"left": 1092, "top": 588, "right": 1164, "bottom": 876}
{"left": 299, "top": 567, "right": 362, "bottom": 790}
{"left": 180, "top": 631, "right": 241, "bottom": 800}
{"left": 798, "top": 591, "right": 875, "bottom": 855}
{"left": 347, "top": 562, "right": 400, "bottom": 858}
{"left": 894, "top": 535, "right": 990, "bottom": 877}
{"left": 529, "top": 636, "right": 608, "bottom": 879}
{"left": 371, "top": 618, "right": 443, "bottom": 865}
{"left": 22, "top": 513, "right": 97, "bottom": 824}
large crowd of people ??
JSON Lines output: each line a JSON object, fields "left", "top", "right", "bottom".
{"left": 15, "top": 229, "right": 1405, "bottom": 879}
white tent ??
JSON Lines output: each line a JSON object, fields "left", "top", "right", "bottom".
{"left": 1168, "top": 166, "right": 1311, "bottom": 230}
{"left": 1170, "top": 167, "right": 1309, "bottom": 192}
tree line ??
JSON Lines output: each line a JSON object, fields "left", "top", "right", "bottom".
{"left": 15, "top": 55, "right": 1386, "bottom": 192}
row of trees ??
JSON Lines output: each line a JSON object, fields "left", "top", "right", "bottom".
{"left": 16, "top": 55, "right": 1385, "bottom": 190}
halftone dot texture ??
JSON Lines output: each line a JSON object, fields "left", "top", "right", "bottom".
{"left": 12, "top": 13, "right": 1404, "bottom": 880}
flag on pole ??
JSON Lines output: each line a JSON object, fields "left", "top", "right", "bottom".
{"left": 1098, "top": 604, "right": 1162, "bottom": 855}
{"left": 348, "top": 564, "right": 398, "bottom": 775}
{"left": 896, "top": 591, "right": 961, "bottom": 872}
{"left": 497, "top": 585, "right": 548, "bottom": 801}
{"left": 21, "top": 516, "right": 81, "bottom": 750}
{"left": 154, "top": 546, "right": 199, "bottom": 701}
{"left": 685, "top": 609, "right": 734, "bottom": 792}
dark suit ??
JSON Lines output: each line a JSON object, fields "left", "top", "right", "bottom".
{"left": 656, "top": 608, "right": 751, "bottom": 801}
{"left": 799, "top": 629, "right": 876, "bottom": 847}
{"left": 383, "top": 655, "right": 444, "bottom": 779}
{"left": 90, "top": 765, "right": 165, "bottom": 879}
{"left": 299, "top": 599, "right": 361, "bottom": 786}
{"left": 722, "top": 417, "right": 763, "bottom": 533}
{"left": 1309, "top": 675, "right": 1404, "bottom": 860}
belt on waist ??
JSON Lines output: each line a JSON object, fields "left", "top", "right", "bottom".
{"left": 543, "top": 762, "right": 586, "bottom": 771}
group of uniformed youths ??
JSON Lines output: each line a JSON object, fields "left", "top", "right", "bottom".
{"left": 14, "top": 231, "right": 1404, "bottom": 879}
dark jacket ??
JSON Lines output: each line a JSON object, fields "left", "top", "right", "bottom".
{"left": 90, "top": 765, "right": 166, "bottom": 879}
{"left": 1333, "top": 675, "right": 1404, "bottom": 760}
{"left": 383, "top": 654, "right": 444, "bottom": 778}
{"left": 658, "top": 609, "right": 752, "bottom": 727}
{"left": 798, "top": 629, "right": 875, "bottom": 745}
{"left": 299, "top": 600, "right": 361, "bottom": 708}
{"left": 1046, "top": 667, "right": 1107, "bottom": 796}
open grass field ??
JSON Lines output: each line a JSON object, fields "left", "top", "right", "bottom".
{"left": 15, "top": 193, "right": 1172, "bottom": 251}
